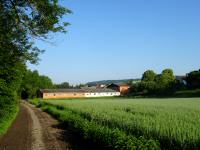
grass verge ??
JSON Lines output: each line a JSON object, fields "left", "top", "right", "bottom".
{"left": 0, "top": 105, "right": 19, "bottom": 135}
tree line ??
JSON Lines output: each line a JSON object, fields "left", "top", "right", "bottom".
{"left": 129, "top": 69, "right": 200, "bottom": 96}
{"left": 0, "top": 0, "right": 70, "bottom": 102}
{"left": 19, "top": 67, "right": 200, "bottom": 99}
{"left": 0, "top": 0, "right": 71, "bottom": 134}
{"left": 19, "top": 69, "right": 86, "bottom": 99}
{"left": 20, "top": 70, "right": 53, "bottom": 99}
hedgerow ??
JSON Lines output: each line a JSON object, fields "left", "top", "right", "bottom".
{"left": 0, "top": 99, "right": 19, "bottom": 135}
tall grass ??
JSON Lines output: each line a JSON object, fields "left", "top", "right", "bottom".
{"left": 0, "top": 105, "right": 19, "bottom": 135}
{"left": 32, "top": 98, "right": 200, "bottom": 149}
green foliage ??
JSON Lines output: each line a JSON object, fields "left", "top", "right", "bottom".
{"left": 29, "top": 98, "right": 41, "bottom": 106}
{"left": 20, "top": 69, "right": 53, "bottom": 98}
{"left": 186, "top": 69, "right": 200, "bottom": 89}
{"left": 41, "top": 98, "right": 200, "bottom": 149}
{"left": 173, "top": 89, "right": 200, "bottom": 97}
{"left": 154, "top": 69, "right": 176, "bottom": 94}
{"left": 0, "top": 103, "right": 19, "bottom": 135}
{"left": 131, "top": 68, "right": 177, "bottom": 96}
{"left": 142, "top": 70, "right": 156, "bottom": 82}
{"left": 53, "top": 82, "right": 86, "bottom": 89}
{"left": 54, "top": 82, "right": 70, "bottom": 89}
{"left": 31, "top": 99, "right": 160, "bottom": 150}
{"left": 0, "top": 61, "right": 21, "bottom": 135}
{"left": 74, "top": 84, "right": 86, "bottom": 89}
{"left": 160, "top": 69, "right": 176, "bottom": 87}
{"left": 0, "top": 0, "right": 70, "bottom": 135}
{"left": 0, "top": 0, "right": 71, "bottom": 64}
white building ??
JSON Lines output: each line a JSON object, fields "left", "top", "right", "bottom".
{"left": 83, "top": 87, "right": 120, "bottom": 97}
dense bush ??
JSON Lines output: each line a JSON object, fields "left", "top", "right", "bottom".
{"left": 129, "top": 69, "right": 177, "bottom": 96}
{"left": 0, "top": 104, "right": 18, "bottom": 135}
{"left": 0, "top": 61, "right": 25, "bottom": 135}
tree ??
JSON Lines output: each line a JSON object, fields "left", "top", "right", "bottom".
{"left": 0, "top": 0, "right": 70, "bottom": 114}
{"left": 74, "top": 84, "right": 86, "bottom": 88}
{"left": 130, "top": 69, "right": 177, "bottom": 96}
{"left": 154, "top": 69, "right": 176, "bottom": 94}
{"left": 142, "top": 70, "right": 156, "bottom": 82}
{"left": 186, "top": 69, "right": 200, "bottom": 89}
{"left": 39, "top": 76, "right": 53, "bottom": 89}
{"left": 139, "top": 70, "right": 157, "bottom": 94}
{"left": 20, "top": 69, "right": 53, "bottom": 98}
{"left": 161, "top": 69, "right": 176, "bottom": 88}
{"left": 55, "top": 82, "right": 70, "bottom": 89}
{"left": 0, "top": 0, "right": 71, "bottom": 64}
{"left": 162, "top": 69, "right": 175, "bottom": 80}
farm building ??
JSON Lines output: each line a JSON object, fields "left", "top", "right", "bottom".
{"left": 107, "top": 83, "right": 130, "bottom": 94}
{"left": 41, "top": 88, "right": 120, "bottom": 99}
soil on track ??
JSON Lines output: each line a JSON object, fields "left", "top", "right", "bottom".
{"left": 0, "top": 101, "right": 95, "bottom": 150}
{"left": 0, "top": 103, "right": 32, "bottom": 150}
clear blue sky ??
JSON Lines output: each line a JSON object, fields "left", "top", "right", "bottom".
{"left": 29, "top": 0, "right": 200, "bottom": 84}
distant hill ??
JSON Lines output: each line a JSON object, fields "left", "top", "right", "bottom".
{"left": 87, "top": 79, "right": 141, "bottom": 86}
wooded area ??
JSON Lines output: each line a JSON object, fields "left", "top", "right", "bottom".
{"left": 128, "top": 69, "right": 200, "bottom": 97}
{"left": 0, "top": 0, "right": 70, "bottom": 135}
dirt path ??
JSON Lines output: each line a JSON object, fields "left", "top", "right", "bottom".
{"left": 0, "top": 101, "right": 95, "bottom": 150}
{"left": 0, "top": 103, "right": 32, "bottom": 150}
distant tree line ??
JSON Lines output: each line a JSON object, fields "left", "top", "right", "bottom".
{"left": 19, "top": 70, "right": 87, "bottom": 99}
{"left": 54, "top": 82, "right": 71, "bottom": 89}
{"left": 19, "top": 68, "right": 200, "bottom": 99}
{"left": 54, "top": 82, "right": 85, "bottom": 89}
{"left": 129, "top": 68, "right": 200, "bottom": 96}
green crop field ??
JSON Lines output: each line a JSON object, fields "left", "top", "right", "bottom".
{"left": 32, "top": 98, "right": 200, "bottom": 149}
